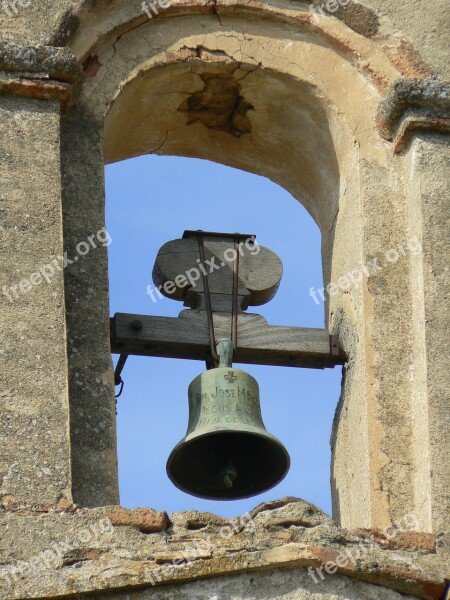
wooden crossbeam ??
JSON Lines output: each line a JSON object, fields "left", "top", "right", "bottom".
{"left": 111, "top": 311, "right": 346, "bottom": 369}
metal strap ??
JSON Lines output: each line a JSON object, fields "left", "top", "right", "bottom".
{"left": 197, "top": 234, "right": 220, "bottom": 367}
{"left": 197, "top": 233, "right": 240, "bottom": 367}
{"left": 231, "top": 237, "right": 239, "bottom": 350}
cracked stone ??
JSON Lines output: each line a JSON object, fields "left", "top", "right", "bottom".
{"left": 178, "top": 69, "right": 253, "bottom": 137}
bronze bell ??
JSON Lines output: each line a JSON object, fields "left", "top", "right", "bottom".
{"left": 167, "top": 358, "right": 290, "bottom": 500}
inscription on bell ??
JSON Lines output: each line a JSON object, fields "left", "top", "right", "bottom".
{"left": 195, "top": 386, "right": 258, "bottom": 404}
{"left": 187, "top": 367, "right": 265, "bottom": 434}
{"left": 198, "top": 415, "right": 256, "bottom": 427}
{"left": 200, "top": 403, "right": 258, "bottom": 417}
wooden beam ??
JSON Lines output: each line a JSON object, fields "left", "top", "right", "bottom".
{"left": 111, "top": 311, "right": 346, "bottom": 369}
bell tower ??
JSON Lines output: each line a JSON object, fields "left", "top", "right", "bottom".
{"left": 0, "top": 0, "right": 448, "bottom": 597}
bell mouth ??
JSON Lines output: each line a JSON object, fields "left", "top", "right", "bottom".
{"left": 166, "top": 430, "right": 290, "bottom": 501}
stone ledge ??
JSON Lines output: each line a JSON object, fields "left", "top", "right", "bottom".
{"left": 0, "top": 496, "right": 170, "bottom": 533}
{"left": 391, "top": 115, "right": 450, "bottom": 153}
{"left": 0, "top": 77, "right": 75, "bottom": 112}
{"left": 354, "top": 529, "right": 436, "bottom": 553}
{"left": 377, "top": 78, "right": 450, "bottom": 147}
{"left": 0, "top": 498, "right": 446, "bottom": 600}
{"left": 0, "top": 42, "right": 83, "bottom": 111}
{"left": 0, "top": 42, "right": 81, "bottom": 81}
{"left": 107, "top": 507, "right": 170, "bottom": 534}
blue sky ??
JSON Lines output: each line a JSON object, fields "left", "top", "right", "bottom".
{"left": 106, "top": 155, "right": 342, "bottom": 518}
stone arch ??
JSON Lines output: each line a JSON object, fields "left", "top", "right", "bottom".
{"left": 73, "top": 6, "right": 399, "bottom": 278}
{"left": 54, "top": 0, "right": 445, "bottom": 535}
{"left": 60, "top": 4, "right": 376, "bottom": 524}
{"left": 66, "top": 0, "right": 431, "bottom": 81}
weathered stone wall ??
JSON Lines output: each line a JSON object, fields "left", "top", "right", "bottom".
{"left": 0, "top": 498, "right": 446, "bottom": 599}
{"left": 61, "top": 107, "right": 119, "bottom": 508}
{"left": 0, "top": 94, "right": 72, "bottom": 506}
{"left": 403, "top": 134, "right": 450, "bottom": 536}
{"left": 0, "top": 0, "right": 449, "bottom": 79}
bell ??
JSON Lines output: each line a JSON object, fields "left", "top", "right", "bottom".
{"left": 167, "top": 365, "right": 290, "bottom": 500}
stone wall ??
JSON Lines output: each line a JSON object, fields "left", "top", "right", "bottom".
{"left": 0, "top": 498, "right": 446, "bottom": 599}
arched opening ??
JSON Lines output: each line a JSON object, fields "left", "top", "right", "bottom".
{"left": 98, "top": 49, "right": 352, "bottom": 515}
{"left": 64, "top": 6, "right": 392, "bottom": 525}
{"left": 106, "top": 154, "right": 342, "bottom": 517}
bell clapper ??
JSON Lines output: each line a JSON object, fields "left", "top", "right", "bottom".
{"left": 216, "top": 340, "right": 238, "bottom": 488}
{"left": 221, "top": 458, "right": 238, "bottom": 488}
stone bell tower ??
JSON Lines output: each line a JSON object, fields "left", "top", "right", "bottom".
{"left": 0, "top": 0, "right": 448, "bottom": 598}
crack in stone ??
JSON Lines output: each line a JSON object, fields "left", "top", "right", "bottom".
{"left": 150, "top": 131, "right": 170, "bottom": 154}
